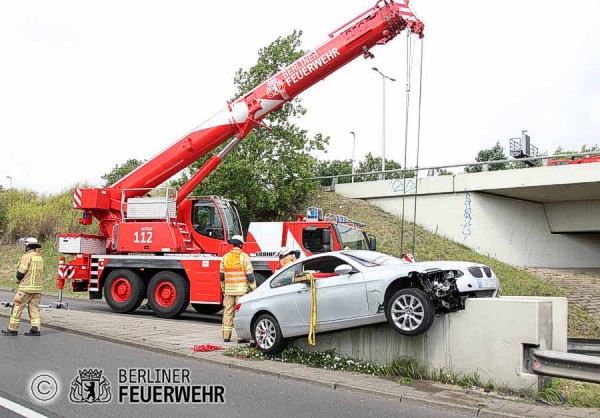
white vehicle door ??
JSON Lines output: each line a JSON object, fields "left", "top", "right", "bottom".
{"left": 265, "top": 263, "right": 307, "bottom": 335}
{"left": 293, "top": 256, "right": 369, "bottom": 325}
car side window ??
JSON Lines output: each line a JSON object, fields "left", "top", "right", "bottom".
{"left": 302, "top": 256, "right": 347, "bottom": 278}
{"left": 270, "top": 264, "right": 302, "bottom": 288}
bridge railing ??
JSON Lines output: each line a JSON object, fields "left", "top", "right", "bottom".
{"left": 304, "top": 151, "right": 600, "bottom": 185}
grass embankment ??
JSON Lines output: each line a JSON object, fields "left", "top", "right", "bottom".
{"left": 226, "top": 346, "right": 600, "bottom": 408}
{"left": 311, "top": 192, "right": 600, "bottom": 338}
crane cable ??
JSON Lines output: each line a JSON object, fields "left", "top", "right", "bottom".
{"left": 412, "top": 39, "right": 424, "bottom": 254}
{"left": 400, "top": 31, "right": 415, "bottom": 255}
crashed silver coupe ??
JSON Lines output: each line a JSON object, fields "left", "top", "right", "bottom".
{"left": 234, "top": 250, "right": 499, "bottom": 354}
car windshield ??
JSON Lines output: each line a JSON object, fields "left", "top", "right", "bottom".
{"left": 341, "top": 251, "right": 394, "bottom": 267}
{"left": 336, "top": 225, "right": 369, "bottom": 250}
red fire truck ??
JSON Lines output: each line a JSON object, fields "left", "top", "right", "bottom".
{"left": 57, "top": 1, "right": 424, "bottom": 318}
{"left": 548, "top": 156, "right": 600, "bottom": 166}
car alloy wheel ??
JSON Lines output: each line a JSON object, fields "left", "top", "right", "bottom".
{"left": 255, "top": 318, "right": 277, "bottom": 350}
{"left": 391, "top": 294, "right": 426, "bottom": 331}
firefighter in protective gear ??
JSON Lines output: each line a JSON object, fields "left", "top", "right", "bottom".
{"left": 220, "top": 235, "right": 255, "bottom": 342}
{"left": 277, "top": 247, "right": 297, "bottom": 269}
{"left": 2, "top": 238, "right": 44, "bottom": 336}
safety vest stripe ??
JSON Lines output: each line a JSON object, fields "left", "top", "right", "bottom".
{"left": 224, "top": 283, "right": 247, "bottom": 289}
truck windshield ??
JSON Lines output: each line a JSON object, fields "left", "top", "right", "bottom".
{"left": 219, "top": 199, "right": 243, "bottom": 239}
{"left": 192, "top": 199, "right": 242, "bottom": 240}
{"left": 336, "top": 225, "right": 369, "bottom": 250}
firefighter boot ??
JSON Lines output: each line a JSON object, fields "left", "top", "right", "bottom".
{"left": 1, "top": 329, "right": 18, "bottom": 336}
{"left": 24, "top": 326, "right": 41, "bottom": 336}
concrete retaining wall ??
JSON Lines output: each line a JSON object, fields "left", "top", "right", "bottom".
{"left": 290, "top": 297, "right": 568, "bottom": 392}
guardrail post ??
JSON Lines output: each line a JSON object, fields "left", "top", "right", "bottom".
{"left": 482, "top": 163, "right": 489, "bottom": 172}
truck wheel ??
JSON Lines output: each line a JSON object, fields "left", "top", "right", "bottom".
{"left": 147, "top": 271, "right": 190, "bottom": 318}
{"left": 386, "top": 288, "right": 434, "bottom": 336}
{"left": 254, "top": 272, "right": 270, "bottom": 287}
{"left": 104, "top": 269, "right": 146, "bottom": 313}
{"left": 191, "top": 304, "right": 222, "bottom": 315}
{"left": 252, "top": 313, "right": 285, "bottom": 354}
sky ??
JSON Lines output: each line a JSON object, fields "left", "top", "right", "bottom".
{"left": 1, "top": 0, "right": 599, "bottom": 193}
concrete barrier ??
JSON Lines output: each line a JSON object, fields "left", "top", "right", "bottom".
{"left": 290, "top": 297, "right": 568, "bottom": 392}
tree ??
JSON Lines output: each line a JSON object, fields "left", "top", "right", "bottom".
{"left": 356, "top": 152, "right": 411, "bottom": 181}
{"left": 554, "top": 144, "right": 600, "bottom": 155}
{"left": 174, "top": 31, "right": 328, "bottom": 225}
{"left": 315, "top": 159, "right": 353, "bottom": 185}
{"left": 0, "top": 187, "right": 7, "bottom": 238}
{"left": 464, "top": 141, "right": 510, "bottom": 173}
{"left": 437, "top": 168, "right": 453, "bottom": 176}
{"left": 101, "top": 159, "right": 144, "bottom": 186}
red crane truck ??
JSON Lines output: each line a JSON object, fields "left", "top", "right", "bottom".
{"left": 56, "top": 1, "right": 424, "bottom": 317}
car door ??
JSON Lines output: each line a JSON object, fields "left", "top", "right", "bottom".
{"left": 262, "top": 263, "right": 308, "bottom": 336}
{"left": 293, "top": 255, "right": 369, "bottom": 327}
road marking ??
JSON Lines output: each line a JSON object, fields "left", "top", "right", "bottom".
{"left": 0, "top": 396, "right": 48, "bottom": 418}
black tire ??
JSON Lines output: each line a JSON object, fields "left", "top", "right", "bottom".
{"left": 386, "top": 288, "right": 434, "bottom": 336}
{"left": 147, "top": 271, "right": 190, "bottom": 318}
{"left": 104, "top": 269, "right": 146, "bottom": 313}
{"left": 254, "top": 272, "right": 270, "bottom": 287}
{"left": 191, "top": 303, "right": 223, "bottom": 315}
{"left": 252, "top": 313, "right": 285, "bottom": 354}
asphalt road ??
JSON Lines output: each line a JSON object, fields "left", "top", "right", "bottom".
{"left": 0, "top": 289, "right": 223, "bottom": 324}
{"left": 0, "top": 325, "right": 469, "bottom": 418}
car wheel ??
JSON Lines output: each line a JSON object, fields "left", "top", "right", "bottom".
{"left": 386, "top": 288, "right": 434, "bottom": 336}
{"left": 191, "top": 303, "right": 222, "bottom": 315}
{"left": 104, "top": 269, "right": 146, "bottom": 313}
{"left": 147, "top": 271, "right": 190, "bottom": 318}
{"left": 252, "top": 314, "right": 285, "bottom": 354}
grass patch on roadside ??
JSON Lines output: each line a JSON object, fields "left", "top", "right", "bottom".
{"left": 539, "top": 379, "right": 600, "bottom": 408}
{"left": 225, "top": 346, "right": 599, "bottom": 406}
{"left": 310, "top": 192, "right": 600, "bottom": 338}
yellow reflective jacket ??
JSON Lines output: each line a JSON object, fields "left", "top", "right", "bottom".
{"left": 220, "top": 248, "right": 254, "bottom": 296}
{"left": 17, "top": 249, "right": 44, "bottom": 293}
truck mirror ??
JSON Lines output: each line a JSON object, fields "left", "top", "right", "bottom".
{"left": 368, "top": 235, "right": 377, "bottom": 251}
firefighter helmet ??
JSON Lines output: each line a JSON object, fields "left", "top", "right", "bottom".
{"left": 277, "top": 247, "right": 294, "bottom": 259}
{"left": 228, "top": 234, "right": 244, "bottom": 247}
{"left": 21, "top": 237, "right": 41, "bottom": 249}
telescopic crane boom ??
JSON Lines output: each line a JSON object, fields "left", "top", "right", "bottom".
{"left": 73, "top": 0, "right": 424, "bottom": 251}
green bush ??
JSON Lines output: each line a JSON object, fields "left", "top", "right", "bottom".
{"left": 0, "top": 187, "right": 95, "bottom": 244}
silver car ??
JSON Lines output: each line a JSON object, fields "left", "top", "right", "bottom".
{"left": 234, "top": 251, "right": 499, "bottom": 354}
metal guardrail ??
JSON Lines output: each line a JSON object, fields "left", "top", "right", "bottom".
{"left": 304, "top": 151, "right": 600, "bottom": 182}
{"left": 529, "top": 350, "right": 600, "bottom": 384}
{"left": 568, "top": 338, "right": 600, "bottom": 357}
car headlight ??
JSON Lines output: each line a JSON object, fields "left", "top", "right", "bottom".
{"left": 443, "top": 270, "right": 463, "bottom": 279}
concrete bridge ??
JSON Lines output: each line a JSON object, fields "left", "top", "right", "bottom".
{"left": 335, "top": 163, "right": 600, "bottom": 268}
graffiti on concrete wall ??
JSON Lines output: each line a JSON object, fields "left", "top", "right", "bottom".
{"left": 390, "top": 178, "right": 416, "bottom": 194}
{"left": 462, "top": 192, "right": 472, "bottom": 239}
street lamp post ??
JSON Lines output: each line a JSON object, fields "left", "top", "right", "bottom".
{"left": 372, "top": 67, "right": 396, "bottom": 180}
{"left": 6, "top": 176, "right": 12, "bottom": 189}
{"left": 350, "top": 131, "right": 356, "bottom": 183}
